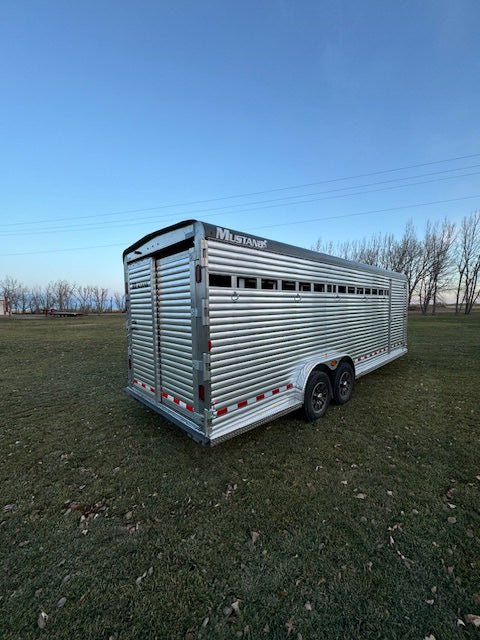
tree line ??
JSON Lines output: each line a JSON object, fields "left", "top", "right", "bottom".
{"left": 0, "top": 278, "right": 126, "bottom": 314}
{"left": 313, "top": 211, "right": 480, "bottom": 314}
{"left": 2, "top": 211, "right": 479, "bottom": 316}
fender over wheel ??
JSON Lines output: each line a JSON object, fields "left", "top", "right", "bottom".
{"left": 332, "top": 361, "right": 355, "bottom": 405}
{"left": 303, "top": 371, "right": 332, "bottom": 421}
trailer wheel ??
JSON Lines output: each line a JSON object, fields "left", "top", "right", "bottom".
{"left": 303, "top": 371, "right": 331, "bottom": 421}
{"left": 332, "top": 362, "right": 355, "bottom": 405}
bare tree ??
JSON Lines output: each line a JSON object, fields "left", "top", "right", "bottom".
{"left": 455, "top": 210, "right": 480, "bottom": 314}
{"left": 29, "top": 287, "right": 44, "bottom": 313}
{"left": 76, "top": 285, "right": 94, "bottom": 313}
{"left": 0, "top": 275, "right": 24, "bottom": 312}
{"left": 49, "top": 280, "right": 76, "bottom": 311}
{"left": 113, "top": 290, "right": 126, "bottom": 312}
{"left": 354, "top": 234, "right": 385, "bottom": 267}
{"left": 92, "top": 286, "right": 109, "bottom": 313}
{"left": 17, "top": 285, "right": 29, "bottom": 313}
{"left": 418, "top": 220, "right": 456, "bottom": 315}
{"left": 387, "top": 221, "right": 425, "bottom": 305}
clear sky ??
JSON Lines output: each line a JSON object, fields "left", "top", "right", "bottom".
{"left": 1, "top": 0, "right": 479, "bottom": 293}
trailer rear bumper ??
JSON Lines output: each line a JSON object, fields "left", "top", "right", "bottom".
{"left": 124, "top": 386, "right": 303, "bottom": 446}
{"left": 124, "top": 387, "right": 209, "bottom": 445}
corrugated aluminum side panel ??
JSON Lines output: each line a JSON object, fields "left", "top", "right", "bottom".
{"left": 207, "top": 241, "right": 405, "bottom": 437}
{"left": 390, "top": 278, "right": 408, "bottom": 347}
{"left": 127, "top": 258, "right": 156, "bottom": 395}
{"left": 156, "top": 251, "right": 195, "bottom": 411}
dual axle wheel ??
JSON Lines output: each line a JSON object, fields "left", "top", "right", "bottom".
{"left": 303, "top": 361, "right": 354, "bottom": 421}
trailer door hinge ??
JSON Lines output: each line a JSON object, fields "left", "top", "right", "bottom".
{"left": 202, "top": 352, "right": 211, "bottom": 380}
{"left": 202, "top": 299, "right": 209, "bottom": 325}
{"left": 200, "top": 238, "right": 208, "bottom": 268}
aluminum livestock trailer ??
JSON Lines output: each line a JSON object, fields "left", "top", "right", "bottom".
{"left": 123, "top": 220, "right": 407, "bottom": 445}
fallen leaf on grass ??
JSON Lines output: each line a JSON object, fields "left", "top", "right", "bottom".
{"left": 465, "top": 614, "right": 480, "bottom": 627}
{"left": 57, "top": 597, "right": 67, "bottom": 608}
{"left": 285, "top": 620, "right": 293, "bottom": 634}
{"left": 120, "top": 522, "right": 141, "bottom": 534}
{"left": 396, "top": 549, "right": 413, "bottom": 569}
{"left": 224, "top": 483, "right": 238, "bottom": 498}
{"left": 3, "top": 503, "right": 17, "bottom": 513}
{"left": 355, "top": 493, "right": 367, "bottom": 500}
{"left": 447, "top": 517, "right": 457, "bottom": 524}
{"left": 231, "top": 599, "right": 241, "bottom": 614}
{"left": 304, "top": 601, "right": 313, "bottom": 611}
{"left": 424, "top": 635, "right": 436, "bottom": 640}
{"left": 37, "top": 611, "right": 48, "bottom": 629}
{"left": 224, "top": 599, "right": 241, "bottom": 620}
{"left": 251, "top": 530, "right": 260, "bottom": 545}
{"left": 135, "top": 567, "right": 153, "bottom": 587}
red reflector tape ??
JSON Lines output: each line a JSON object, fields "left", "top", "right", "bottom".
{"left": 133, "top": 378, "right": 155, "bottom": 394}
{"left": 216, "top": 383, "right": 294, "bottom": 418}
{"left": 356, "top": 346, "right": 394, "bottom": 362}
{"left": 161, "top": 390, "right": 194, "bottom": 413}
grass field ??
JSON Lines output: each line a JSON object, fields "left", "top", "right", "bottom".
{"left": 1, "top": 313, "right": 479, "bottom": 640}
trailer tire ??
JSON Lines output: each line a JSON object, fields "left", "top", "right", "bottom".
{"left": 303, "top": 371, "right": 332, "bottom": 421}
{"left": 332, "top": 361, "right": 354, "bottom": 405}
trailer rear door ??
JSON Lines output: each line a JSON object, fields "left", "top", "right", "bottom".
{"left": 127, "top": 258, "right": 157, "bottom": 397}
{"left": 156, "top": 250, "right": 196, "bottom": 414}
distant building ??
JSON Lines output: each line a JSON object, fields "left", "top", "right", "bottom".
{"left": 0, "top": 296, "right": 11, "bottom": 316}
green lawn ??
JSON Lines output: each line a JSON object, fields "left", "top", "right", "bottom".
{"left": 0, "top": 314, "right": 479, "bottom": 639}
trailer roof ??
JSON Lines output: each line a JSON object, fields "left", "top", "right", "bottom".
{"left": 124, "top": 219, "right": 407, "bottom": 280}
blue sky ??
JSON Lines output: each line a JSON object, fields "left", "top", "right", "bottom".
{"left": 1, "top": 0, "right": 479, "bottom": 292}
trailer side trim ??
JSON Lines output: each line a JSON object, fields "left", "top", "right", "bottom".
{"left": 214, "top": 382, "right": 294, "bottom": 417}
